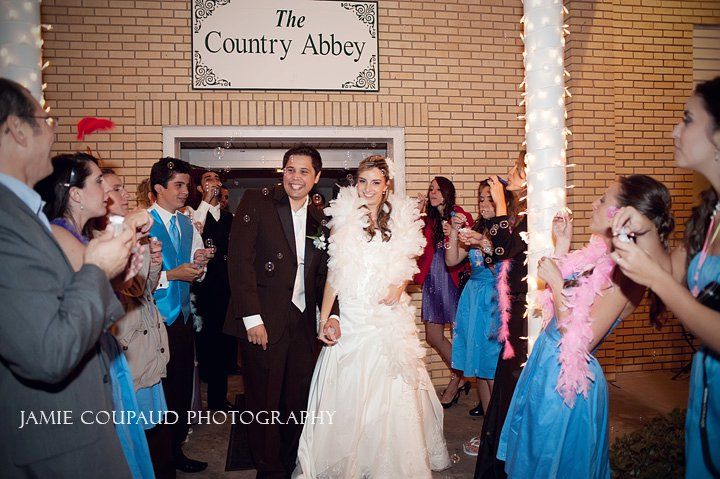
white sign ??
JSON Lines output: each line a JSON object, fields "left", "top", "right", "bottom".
{"left": 192, "top": 0, "right": 379, "bottom": 91}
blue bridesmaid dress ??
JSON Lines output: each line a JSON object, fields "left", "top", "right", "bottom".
{"left": 451, "top": 248, "right": 502, "bottom": 379}
{"left": 685, "top": 254, "right": 720, "bottom": 479}
{"left": 497, "top": 316, "right": 617, "bottom": 478}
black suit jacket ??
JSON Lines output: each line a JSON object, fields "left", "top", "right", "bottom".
{"left": 193, "top": 209, "right": 233, "bottom": 322}
{"left": 223, "top": 186, "right": 337, "bottom": 345}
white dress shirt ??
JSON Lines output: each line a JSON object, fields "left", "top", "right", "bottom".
{"left": 194, "top": 200, "right": 221, "bottom": 225}
{"left": 149, "top": 203, "right": 205, "bottom": 289}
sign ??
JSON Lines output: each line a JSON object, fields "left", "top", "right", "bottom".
{"left": 192, "top": 0, "right": 379, "bottom": 91}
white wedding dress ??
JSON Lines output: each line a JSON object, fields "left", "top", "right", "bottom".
{"left": 293, "top": 187, "right": 451, "bottom": 478}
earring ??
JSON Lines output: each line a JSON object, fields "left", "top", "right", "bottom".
{"left": 79, "top": 204, "right": 84, "bottom": 210}
{"left": 715, "top": 149, "right": 720, "bottom": 162}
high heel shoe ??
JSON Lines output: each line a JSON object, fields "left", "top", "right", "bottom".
{"left": 441, "top": 381, "right": 471, "bottom": 409}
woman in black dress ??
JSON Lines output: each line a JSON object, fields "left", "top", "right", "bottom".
{"left": 460, "top": 152, "right": 527, "bottom": 479}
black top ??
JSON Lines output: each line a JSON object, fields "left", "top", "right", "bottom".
{"left": 193, "top": 209, "right": 233, "bottom": 319}
{"left": 485, "top": 215, "right": 528, "bottom": 296}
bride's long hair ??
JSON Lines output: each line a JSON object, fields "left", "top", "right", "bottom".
{"left": 358, "top": 155, "right": 393, "bottom": 242}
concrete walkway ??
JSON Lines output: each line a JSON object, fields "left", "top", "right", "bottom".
{"left": 178, "top": 370, "right": 690, "bottom": 478}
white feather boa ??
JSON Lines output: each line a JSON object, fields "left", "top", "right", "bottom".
{"left": 325, "top": 186, "right": 426, "bottom": 304}
{"left": 324, "top": 187, "right": 430, "bottom": 386}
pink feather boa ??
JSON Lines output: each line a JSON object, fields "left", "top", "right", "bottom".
{"left": 496, "top": 260, "right": 514, "bottom": 359}
{"left": 540, "top": 235, "right": 615, "bottom": 407}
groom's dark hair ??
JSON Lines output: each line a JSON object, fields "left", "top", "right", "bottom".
{"left": 282, "top": 144, "right": 322, "bottom": 174}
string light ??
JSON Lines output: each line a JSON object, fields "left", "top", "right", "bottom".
{"left": 522, "top": 0, "right": 569, "bottom": 354}
{"left": 1, "top": 0, "right": 48, "bottom": 104}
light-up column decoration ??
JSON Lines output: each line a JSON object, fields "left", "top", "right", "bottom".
{"left": 0, "top": 0, "right": 47, "bottom": 104}
{"left": 521, "top": 0, "right": 569, "bottom": 354}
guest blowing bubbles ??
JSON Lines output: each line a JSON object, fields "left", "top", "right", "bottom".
{"left": 497, "top": 175, "right": 673, "bottom": 478}
{"left": 35, "top": 153, "right": 155, "bottom": 478}
{"left": 611, "top": 76, "right": 720, "bottom": 479}
{"left": 446, "top": 180, "right": 515, "bottom": 455}
{"left": 457, "top": 151, "right": 528, "bottom": 479}
{"left": 415, "top": 176, "right": 474, "bottom": 407}
{"left": 99, "top": 169, "right": 172, "bottom": 477}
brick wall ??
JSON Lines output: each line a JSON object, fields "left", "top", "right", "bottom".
{"left": 41, "top": 0, "right": 720, "bottom": 385}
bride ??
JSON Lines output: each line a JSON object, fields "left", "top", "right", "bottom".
{"left": 293, "top": 156, "right": 451, "bottom": 478}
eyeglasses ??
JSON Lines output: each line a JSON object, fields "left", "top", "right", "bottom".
{"left": 26, "top": 115, "right": 58, "bottom": 128}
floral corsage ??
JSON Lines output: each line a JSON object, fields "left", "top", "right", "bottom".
{"left": 307, "top": 227, "right": 327, "bottom": 251}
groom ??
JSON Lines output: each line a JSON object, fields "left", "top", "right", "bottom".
{"left": 224, "top": 144, "right": 338, "bottom": 478}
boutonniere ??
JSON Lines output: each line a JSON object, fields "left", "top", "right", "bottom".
{"left": 307, "top": 226, "right": 327, "bottom": 251}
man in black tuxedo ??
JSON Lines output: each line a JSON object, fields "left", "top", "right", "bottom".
{"left": 192, "top": 169, "right": 235, "bottom": 411}
{"left": 224, "top": 145, "right": 338, "bottom": 479}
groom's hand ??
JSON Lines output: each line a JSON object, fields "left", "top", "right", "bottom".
{"left": 247, "top": 324, "right": 268, "bottom": 350}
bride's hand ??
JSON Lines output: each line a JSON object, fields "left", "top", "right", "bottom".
{"left": 379, "top": 283, "right": 405, "bottom": 306}
{"left": 318, "top": 317, "right": 341, "bottom": 345}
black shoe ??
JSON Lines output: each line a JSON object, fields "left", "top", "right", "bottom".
{"left": 469, "top": 402, "right": 484, "bottom": 417}
{"left": 174, "top": 454, "right": 208, "bottom": 473}
{"left": 441, "top": 381, "right": 471, "bottom": 409}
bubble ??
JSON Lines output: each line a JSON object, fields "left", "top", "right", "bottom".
{"left": 451, "top": 453, "right": 460, "bottom": 464}
{"left": 262, "top": 187, "right": 270, "bottom": 196}
{"left": 651, "top": 350, "right": 657, "bottom": 360}
{"left": 436, "top": 242, "right": 444, "bottom": 249}
{"left": 233, "top": 180, "right": 239, "bottom": 186}
{"left": 312, "top": 193, "right": 322, "bottom": 204}
{"left": 215, "top": 146, "right": 225, "bottom": 160}
{"left": 321, "top": 219, "right": 328, "bottom": 226}
{"left": 224, "top": 140, "right": 232, "bottom": 149}
{"left": 346, "top": 174, "right": 355, "bottom": 186}
{"left": 243, "top": 215, "right": 250, "bottom": 223}
{"left": 277, "top": 252, "right": 283, "bottom": 260}
{"left": 444, "top": 243, "right": 451, "bottom": 250}
{"left": 264, "top": 262, "right": 275, "bottom": 272}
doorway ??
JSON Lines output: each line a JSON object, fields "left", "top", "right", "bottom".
{"left": 162, "top": 126, "right": 405, "bottom": 212}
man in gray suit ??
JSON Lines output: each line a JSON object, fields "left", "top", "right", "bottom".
{"left": 0, "top": 78, "right": 145, "bottom": 478}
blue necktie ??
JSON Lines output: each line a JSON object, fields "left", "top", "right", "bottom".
{"left": 168, "top": 215, "right": 180, "bottom": 253}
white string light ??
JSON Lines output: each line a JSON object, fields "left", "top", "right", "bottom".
{"left": 522, "top": 0, "right": 569, "bottom": 354}
{"left": 0, "top": 0, "right": 48, "bottom": 104}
